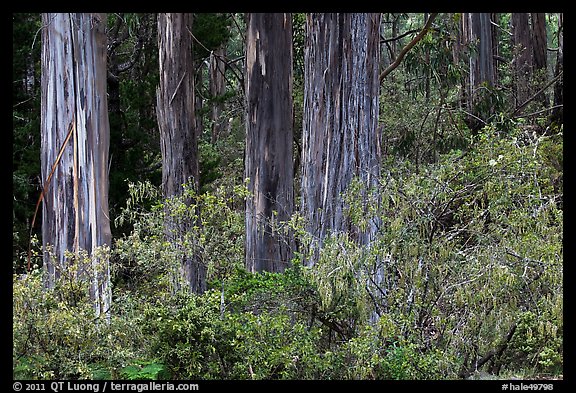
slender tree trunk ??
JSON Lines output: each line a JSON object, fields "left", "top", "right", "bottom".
{"left": 468, "top": 13, "right": 495, "bottom": 91}
{"left": 210, "top": 45, "right": 227, "bottom": 144}
{"left": 454, "top": 14, "right": 468, "bottom": 111}
{"left": 511, "top": 13, "right": 532, "bottom": 106}
{"left": 40, "top": 13, "right": 112, "bottom": 317}
{"left": 301, "top": 13, "right": 381, "bottom": 264}
{"left": 245, "top": 13, "right": 294, "bottom": 273}
{"left": 424, "top": 13, "right": 431, "bottom": 100}
{"left": 194, "top": 61, "right": 204, "bottom": 149}
{"left": 531, "top": 12, "right": 548, "bottom": 106}
{"left": 463, "top": 13, "right": 496, "bottom": 128}
{"left": 391, "top": 15, "right": 398, "bottom": 62}
{"left": 531, "top": 13, "right": 548, "bottom": 73}
{"left": 491, "top": 13, "right": 500, "bottom": 86}
{"left": 156, "top": 13, "right": 205, "bottom": 293}
{"left": 551, "top": 13, "right": 563, "bottom": 125}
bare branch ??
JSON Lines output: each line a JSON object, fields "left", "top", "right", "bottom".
{"left": 380, "top": 28, "right": 420, "bottom": 44}
{"left": 379, "top": 13, "right": 438, "bottom": 83}
{"left": 510, "top": 70, "right": 563, "bottom": 117}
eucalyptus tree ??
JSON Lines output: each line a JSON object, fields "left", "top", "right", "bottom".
{"left": 301, "top": 13, "right": 381, "bottom": 260}
{"left": 461, "top": 12, "right": 498, "bottom": 128}
{"left": 244, "top": 13, "right": 294, "bottom": 273}
{"left": 511, "top": 12, "right": 532, "bottom": 106}
{"left": 40, "top": 13, "right": 112, "bottom": 317}
{"left": 552, "top": 13, "right": 563, "bottom": 125}
{"left": 157, "top": 13, "right": 205, "bottom": 293}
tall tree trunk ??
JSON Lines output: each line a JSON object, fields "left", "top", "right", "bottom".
{"left": 40, "top": 13, "right": 112, "bottom": 318}
{"left": 551, "top": 13, "right": 563, "bottom": 125}
{"left": 210, "top": 45, "right": 227, "bottom": 144}
{"left": 511, "top": 13, "right": 532, "bottom": 106}
{"left": 511, "top": 12, "right": 532, "bottom": 106}
{"left": 156, "top": 13, "right": 205, "bottom": 293}
{"left": 301, "top": 13, "right": 381, "bottom": 264}
{"left": 245, "top": 13, "right": 294, "bottom": 273}
{"left": 531, "top": 12, "right": 548, "bottom": 106}
{"left": 463, "top": 13, "right": 497, "bottom": 128}
{"left": 531, "top": 13, "right": 548, "bottom": 73}
{"left": 468, "top": 13, "right": 496, "bottom": 91}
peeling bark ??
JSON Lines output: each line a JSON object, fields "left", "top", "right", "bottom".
{"left": 157, "top": 13, "right": 205, "bottom": 293}
{"left": 462, "top": 13, "right": 497, "bottom": 128}
{"left": 210, "top": 45, "right": 227, "bottom": 144}
{"left": 245, "top": 13, "right": 294, "bottom": 273}
{"left": 301, "top": 13, "right": 381, "bottom": 264}
{"left": 551, "top": 13, "right": 563, "bottom": 124}
{"left": 467, "top": 13, "right": 496, "bottom": 93}
{"left": 40, "top": 13, "right": 111, "bottom": 317}
{"left": 512, "top": 13, "right": 532, "bottom": 106}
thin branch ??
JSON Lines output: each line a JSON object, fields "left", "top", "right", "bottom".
{"left": 510, "top": 70, "right": 563, "bottom": 117}
{"left": 490, "top": 19, "right": 513, "bottom": 37}
{"left": 186, "top": 26, "right": 212, "bottom": 57}
{"left": 460, "top": 108, "right": 487, "bottom": 126}
{"left": 459, "top": 323, "right": 517, "bottom": 378}
{"left": 380, "top": 28, "right": 420, "bottom": 44}
{"left": 230, "top": 13, "right": 246, "bottom": 43}
{"left": 514, "top": 104, "right": 563, "bottom": 119}
{"left": 379, "top": 13, "right": 438, "bottom": 83}
{"left": 28, "top": 121, "right": 76, "bottom": 272}
{"left": 169, "top": 71, "right": 187, "bottom": 105}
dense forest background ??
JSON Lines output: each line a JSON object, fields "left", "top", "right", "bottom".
{"left": 13, "top": 13, "right": 562, "bottom": 380}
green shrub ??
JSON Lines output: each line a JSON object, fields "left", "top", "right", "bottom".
{"left": 13, "top": 250, "right": 158, "bottom": 380}
{"left": 120, "top": 360, "right": 170, "bottom": 380}
{"left": 14, "top": 123, "right": 561, "bottom": 380}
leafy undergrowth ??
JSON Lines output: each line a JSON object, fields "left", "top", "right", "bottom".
{"left": 13, "top": 125, "right": 562, "bottom": 380}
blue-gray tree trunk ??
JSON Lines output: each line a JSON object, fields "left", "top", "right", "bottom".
{"left": 301, "top": 13, "right": 381, "bottom": 259}
{"left": 41, "top": 13, "right": 112, "bottom": 318}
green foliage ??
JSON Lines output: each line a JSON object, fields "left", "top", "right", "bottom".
{"left": 13, "top": 13, "right": 42, "bottom": 272}
{"left": 120, "top": 361, "right": 170, "bottom": 380}
{"left": 13, "top": 250, "right": 152, "bottom": 380}
{"left": 354, "top": 124, "right": 562, "bottom": 378}
{"left": 380, "top": 75, "right": 472, "bottom": 166}
{"left": 13, "top": 13, "right": 562, "bottom": 381}
{"left": 341, "top": 321, "right": 452, "bottom": 379}
{"left": 14, "top": 120, "right": 561, "bottom": 380}
{"left": 199, "top": 140, "right": 222, "bottom": 190}
{"left": 506, "top": 309, "right": 562, "bottom": 374}
{"left": 106, "top": 13, "right": 162, "bottom": 239}
{"left": 112, "top": 179, "right": 248, "bottom": 296}
{"left": 141, "top": 265, "right": 327, "bottom": 380}
{"left": 192, "top": 13, "right": 231, "bottom": 59}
